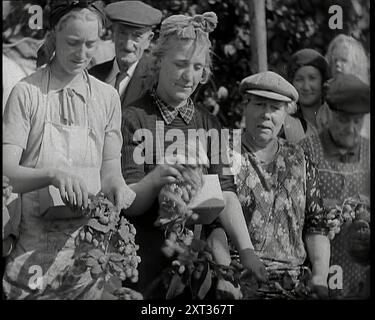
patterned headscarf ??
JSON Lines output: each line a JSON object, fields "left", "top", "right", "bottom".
{"left": 159, "top": 11, "right": 218, "bottom": 39}
{"left": 143, "top": 12, "right": 218, "bottom": 90}
{"left": 37, "top": 0, "right": 105, "bottom": 67}
{"left": 49, "top": 0, "right": 106, "bottom": 29}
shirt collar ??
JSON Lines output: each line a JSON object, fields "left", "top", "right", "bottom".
{"left": 67, "top": 70, "right": 89, "bottom": 101}
{"left": 320, "top": 129, "right": 360, "bottom": 163}
{"left": 108, "top": 59, "right": 139, "bottom": 83}
{"left": 48, "top": 66, "right": 89, "bottom": 102}
{"left": 151, "top": 88, "right": 195, "bottom": 125}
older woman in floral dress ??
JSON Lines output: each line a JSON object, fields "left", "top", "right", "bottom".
{"left": 209, "top": 71, "right": 330, "bottom": 299}
{"left": 300, "top": 73, "right": 370, "bottom": 299}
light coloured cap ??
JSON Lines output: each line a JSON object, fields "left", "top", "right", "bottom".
{"left": 240, "top": 71, "right": 299, "bottom": 103}
{"left": 105, "top": 1, "right": 162, "bottom": 28}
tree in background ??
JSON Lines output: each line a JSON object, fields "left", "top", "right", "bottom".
{"left": 3, "top": 0, "right": 370, "bottom": 128}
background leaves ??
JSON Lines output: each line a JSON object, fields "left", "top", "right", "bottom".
{"left": 3, "top": 0, "right": 370, "bottom": 129}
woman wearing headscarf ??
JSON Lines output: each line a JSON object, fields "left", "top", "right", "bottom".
{"left": 325, "top": 34, "right": 370, "bottom": 139}
{"left": 3, "top": 0, "right": 136, "bottom": 299}
{"left": 122, "top": 12, "right": 266, "bottom": 298}
{"left": 209, "top": 71, "right": 330, "bottom": 299}
{"left": 282, "top": 48, "right": 330, "bottom": 143}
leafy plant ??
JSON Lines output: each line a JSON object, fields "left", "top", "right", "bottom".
{"left": 154, "top": 165, "right": 242, "bottom": 299}
{"left": 325, "top": 194, "right": 370, "bottom": 240}
{"left": 38, "top": 193, "right": 143, "bottom": 300}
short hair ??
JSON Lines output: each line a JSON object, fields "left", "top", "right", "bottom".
{"left": 325, "top": 34, "right": 370, "bottom": 84}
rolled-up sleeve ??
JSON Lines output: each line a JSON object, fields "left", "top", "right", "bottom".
{"left": 3, "top": 82, "right": 31, "bottom": 149}
{"left": 303, "top": 154, "right": 329, "bottom": 236}
{"left": 102, "top": 91, "right": 123, "bottom": 161}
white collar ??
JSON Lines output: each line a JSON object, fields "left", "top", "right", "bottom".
{"left": 108, "top": 59, "right": 139, "bottom": 82}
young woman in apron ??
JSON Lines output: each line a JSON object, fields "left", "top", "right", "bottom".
{"left": 2, "top": 1, "right": 135, "bottom": 299}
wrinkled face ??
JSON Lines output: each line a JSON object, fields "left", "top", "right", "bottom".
{"left": 245, "top": 95, "right": 287, "bottom": 146}
{"left": 113, "top": 23, "right": 153, "bottom": 71}
{"left": 55, "top": 15, "right": 99, "bottom": 75}
{"left": 331, "top": 45, "right": 351, "bottom": 76}
{"left": 329, "top": 109, "right": 365, "bottom": 149}
{"left": 157, "top": 39, "right": 207, "bottom": 106}
{"left": 293, "top": 66, "right": 322, "bottom": 107}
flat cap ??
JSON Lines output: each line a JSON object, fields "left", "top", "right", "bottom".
{"left": 105, "top": 1, "right": 162, "bottom": 28}
{"left": 326, "top": 73, "right": 370, "bottom": 114}
{"left": 287, "top": 48, "right": 330, "bottom": 82}
{"left": 240, "top": 71, "right": 299, "bottom": 103}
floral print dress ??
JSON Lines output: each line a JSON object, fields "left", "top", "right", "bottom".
{"left": 300, "top": 133, "right": 370, "bottom": 299}
{"left": 230, "top": 138, "right": 328, "bottom": 269}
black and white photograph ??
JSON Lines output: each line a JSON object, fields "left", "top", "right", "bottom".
{"left": 2, "top": 0, "right": 371, "bottom": 306}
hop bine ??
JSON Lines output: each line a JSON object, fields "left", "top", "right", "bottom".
{"left": 155, "top": 165, "right": 242, "bottom": 299}
{"left": 40, "top": 192, "right": 143, "bottom": 300}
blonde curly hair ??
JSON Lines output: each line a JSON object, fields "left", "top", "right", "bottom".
{"left": 325, "top": 34, "right": 370, "bottom": 85}
{"left": 144, "top": 12, "right": 218, "bottom": 90}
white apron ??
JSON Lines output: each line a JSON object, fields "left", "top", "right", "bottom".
{"left": 3, "top": 69, "right": 103, "bottom": 299}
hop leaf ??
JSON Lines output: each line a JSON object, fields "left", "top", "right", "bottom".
{"left": 87, "top": 219, "right": 111, "bottom": 233}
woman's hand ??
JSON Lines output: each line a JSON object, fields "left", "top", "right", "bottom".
{"left": 216, "top": 278, "right": 243, "bottom": 299}
{"left": 101, "top": 177, "right": 135, "bottom": 211}
{"left": 50, "top": 169, "right": 89, "bottom": 209}
{"left": 148, "top": 164, "right": 184, "bottom": 190}
{"left": 239, "top": 248, "right": 268, "bottom": 284}
{"left": 346, "top": 220, "right": 370, "bottom": 265}
{"left": 309, "top": 275, "right": 329, "bottom": 299}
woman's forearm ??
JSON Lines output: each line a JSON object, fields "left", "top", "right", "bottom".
{"left": 3, "top": 144, "right": 54, "bottom": 194}
{"left": 100, "top": 158, "right": 123, "bottom": 191}
{"left": 219, "top": 191, "right": 254, "bottom": 251}
{"left": 125, "top": 175, "right": 160, "bottom": 216}
{"left": 206, "top": 227, "right": 232, "bottom": 266}
{"left": 4, "top": 164, "right": 54, "bottom": 194}
{"left": 305, "top": 233, "right": 330, "bottom": 284}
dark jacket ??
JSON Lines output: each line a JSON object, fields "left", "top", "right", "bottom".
{"left": 88, "top": 55, "right": 151, "bottom": 110}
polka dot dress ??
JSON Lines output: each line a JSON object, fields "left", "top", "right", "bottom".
{"left": 302, "top": 135, "right": 370, "bottom": 299}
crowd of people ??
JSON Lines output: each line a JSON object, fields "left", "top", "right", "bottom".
{"left": 2, "top": 0, "right": 370, "bottom": 300}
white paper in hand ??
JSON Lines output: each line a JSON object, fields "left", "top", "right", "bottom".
{"left": 188, "top": 174, "right": 225, "bottom": 225}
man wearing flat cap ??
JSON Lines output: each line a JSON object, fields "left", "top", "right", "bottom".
{"left": 300, "top": 73, "right": 370, "bottom": 299}
{"left": 89, "top": 1, "right": 162, "bottom": 109}
{"left": 211, "top": 71, "right": 332, "bottom": 299}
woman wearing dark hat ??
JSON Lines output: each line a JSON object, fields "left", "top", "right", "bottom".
{"left": 3, "top": 0, "right": 136, "bottom": 299}
{"left": 122, "top": 12, "right": 267, "bottom": 298}
{"left": 300, "top": 73, "right": 370, "bottom": 299}
{"left": 209, "top": 71, "right": 331, "bottom": 299}
{"left": 282, "top": 48, "right": 330, "bottom": 143}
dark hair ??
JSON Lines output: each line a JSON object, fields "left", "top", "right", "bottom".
{"left": 287, "top": 48, "right": 329, "bottom": 83}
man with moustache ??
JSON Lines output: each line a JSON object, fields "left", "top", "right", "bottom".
{"left": 89, "top": 1, "right": 162, "bottom": 109}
